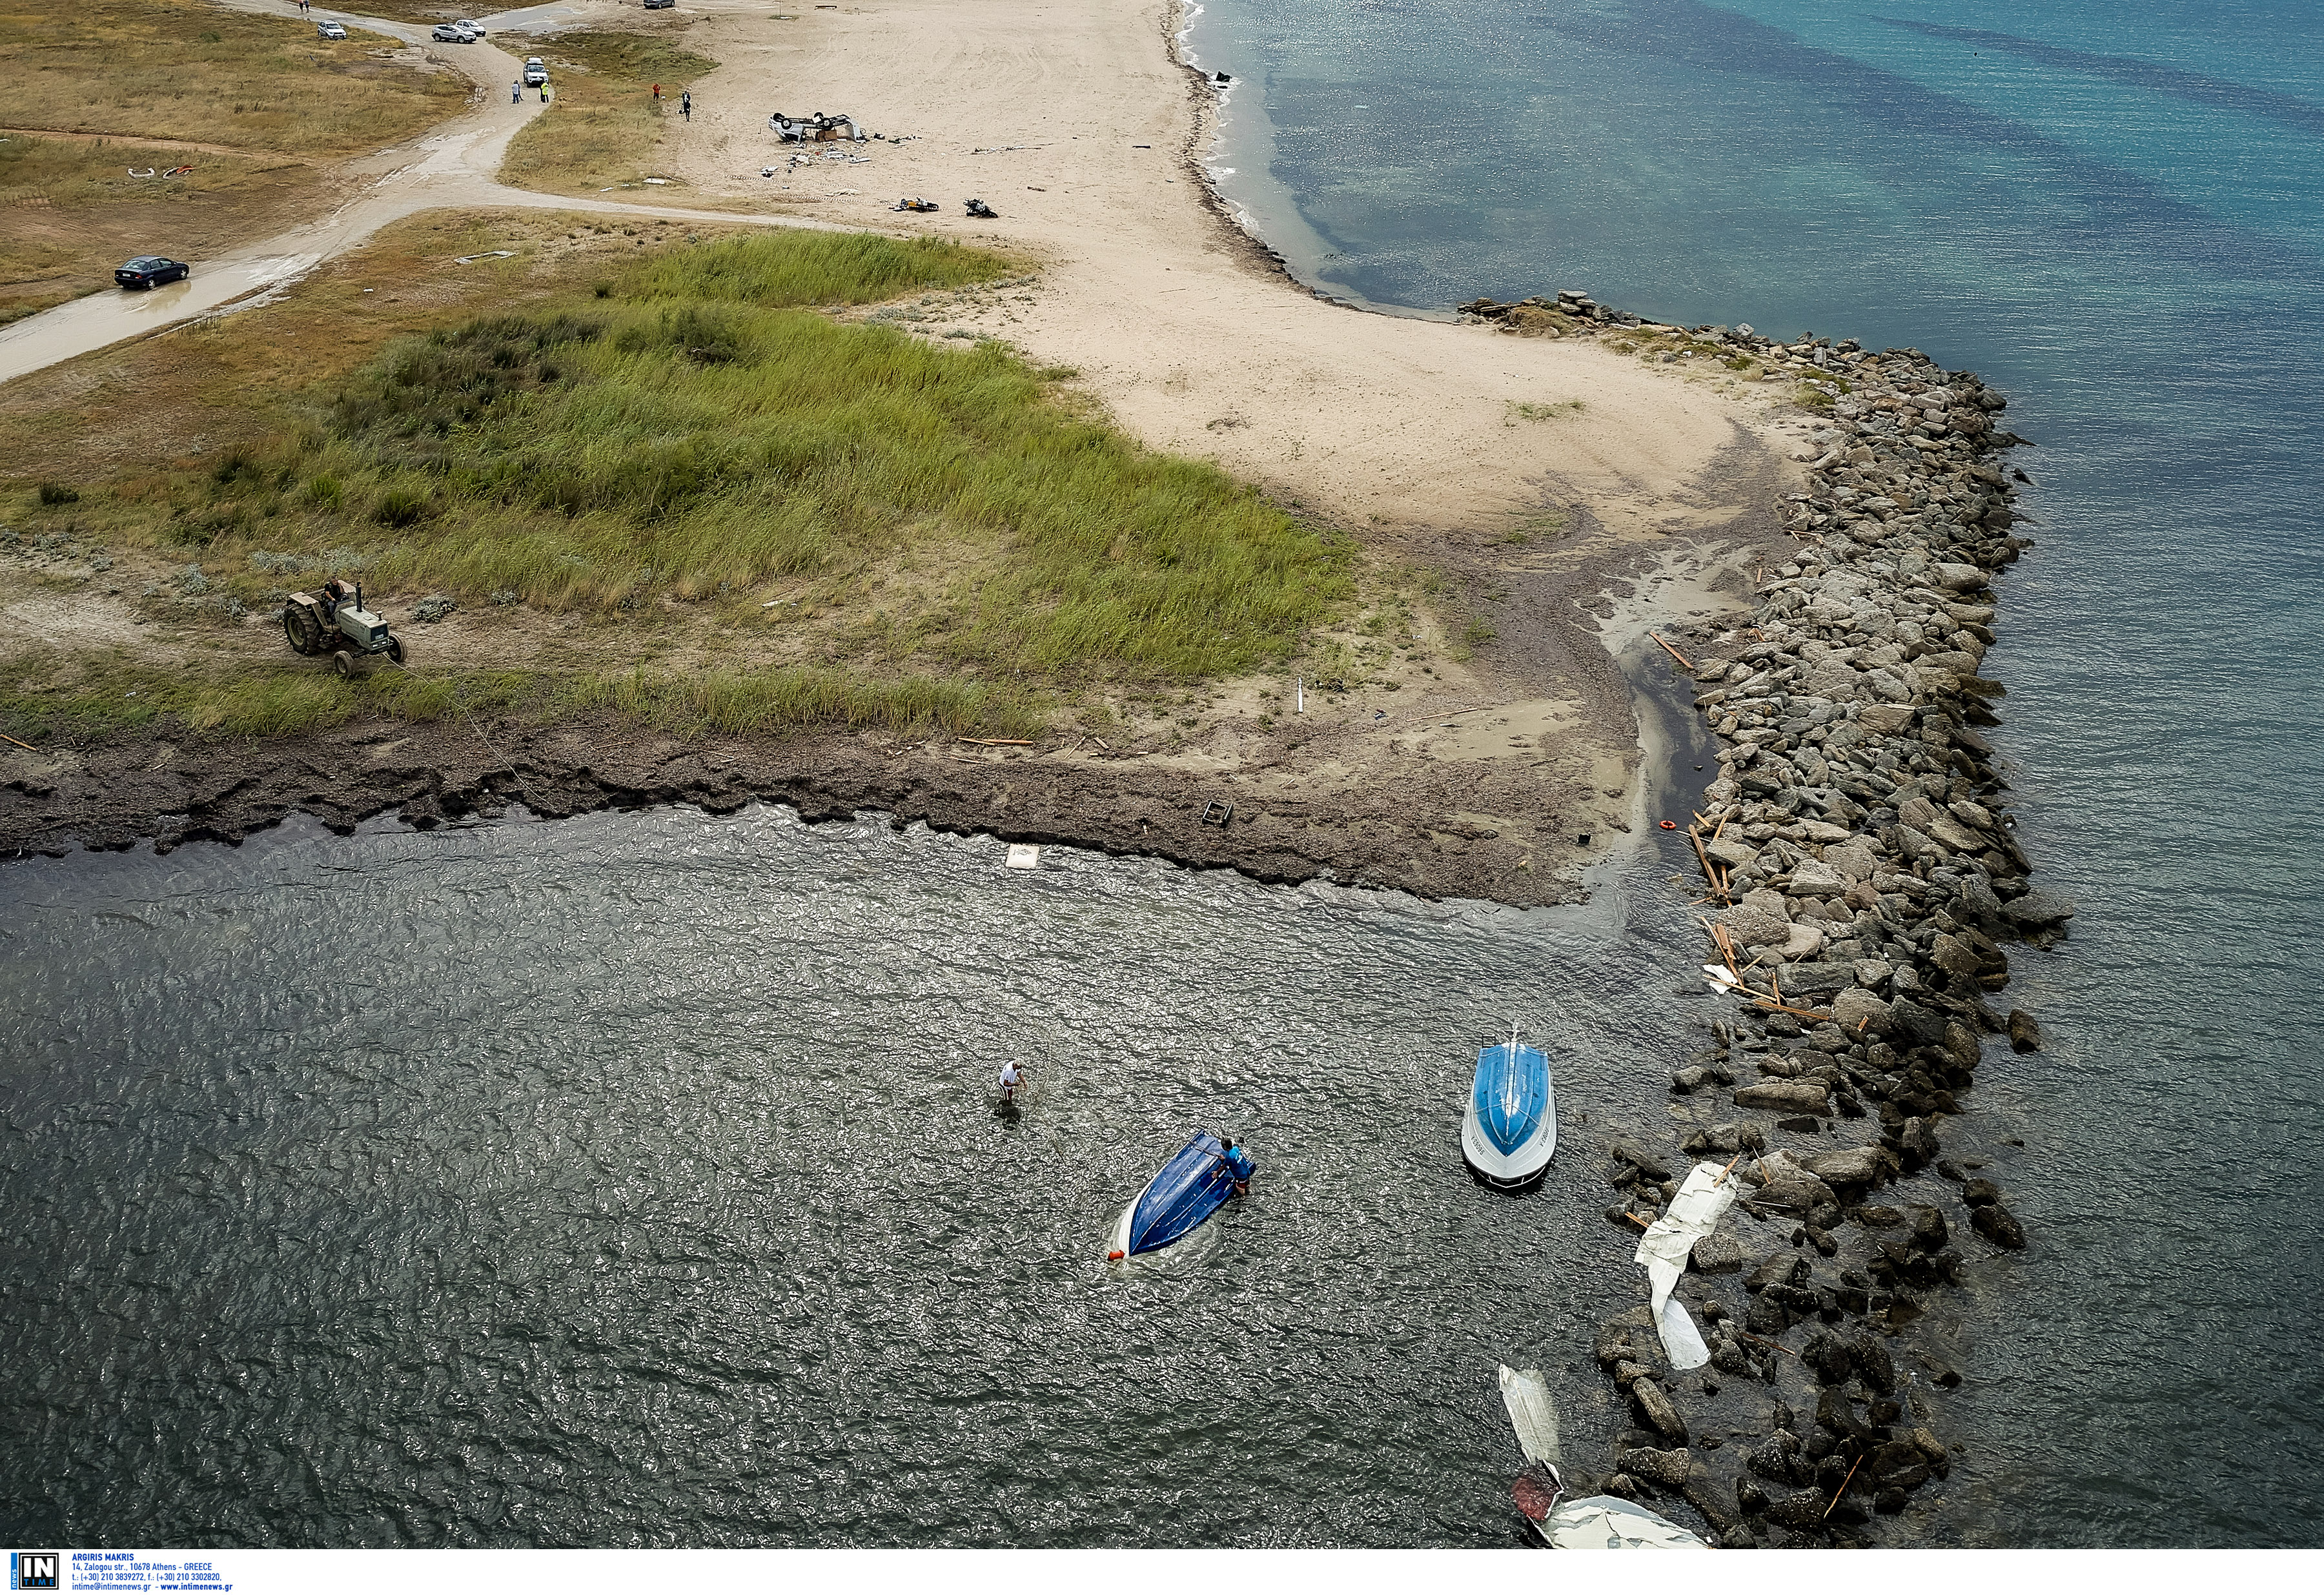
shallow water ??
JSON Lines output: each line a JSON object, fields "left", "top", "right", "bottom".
{"left": 1, "top": 688, "right": 1749, "bottom": 1547}
{"left": 1192, "top": 0, "right": 2324, "bottom": 1545}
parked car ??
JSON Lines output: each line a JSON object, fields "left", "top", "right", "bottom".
{"left": 116, "top": 256, "right": 190, "bottom": 290}
{"left": 316, "top": 20, "right": 347, "bottom": 38}
{"left": 431, "top": 23, "right": 473, "bottom": 41}
{"left": 453, "top": 19, "right": 488, "bottom": 34}
{"left": 522, "top": 56, "right": 549, "bottom": 86}
{"left": 644, "top": 0, "right": 675, "bottom": 9}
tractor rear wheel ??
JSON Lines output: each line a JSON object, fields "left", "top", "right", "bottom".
{"left": 283, "top": 603, "right": 323, "bottom": 656}
{"left": 332, "top": 650, "right": 354, "bottom": 679}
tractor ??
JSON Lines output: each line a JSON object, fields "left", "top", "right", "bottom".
{"left": 282, "top": 578, "right": 405, "bottom": 675}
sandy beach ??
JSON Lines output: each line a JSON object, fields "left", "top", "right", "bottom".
{"left": 0, "top": 0, "right": 1819, "bottom": 906}
{"left": 656, "top": 0, "right": 1786, "bottom": 536}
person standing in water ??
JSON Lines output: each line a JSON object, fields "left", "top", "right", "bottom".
{"left": 997, "top": 1061, "right": 1021, "bottom": 1104}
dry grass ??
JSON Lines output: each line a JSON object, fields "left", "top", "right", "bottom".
{"left": 0, "top": 646, "right": 1039, "bottom": 743}
{"left": 0, "top": 132, "right": 329, "bottom": 324}
{"left": 0, "top": 0, "right": 469, "bottom": 156}
{"left": 499, "top": 29, "right": 717, "bottom": 196}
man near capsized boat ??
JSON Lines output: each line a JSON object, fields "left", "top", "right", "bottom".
{"left": 1221, "top": 1137, "right": 1254, "bottom": 1194}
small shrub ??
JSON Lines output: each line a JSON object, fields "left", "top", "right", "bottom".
{"left": 374, "top": 485, "right": 430, "bottom": 527}
{"left": 37, "top": 482, "right": 79, "bottom": 506}
{"left": 305, "top": 475, "right": 343, "bottom": 508}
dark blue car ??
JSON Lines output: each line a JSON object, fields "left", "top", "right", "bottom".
{"left": 116, "top": 256, "right": 189, "bottom": 290}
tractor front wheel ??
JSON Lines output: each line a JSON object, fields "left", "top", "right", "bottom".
{"left": 332, "top": 650, "right": 355, "bottom": 679}
{"left": 385, "top": 636, "right": 405, "bottom": 666}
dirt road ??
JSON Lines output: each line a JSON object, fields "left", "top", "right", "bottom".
{"left": 0, "top": 0, "right": 846, "bottom": 387}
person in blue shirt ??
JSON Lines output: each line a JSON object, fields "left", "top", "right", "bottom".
{"left": 1219, "top": 1137, "right": 1254, "bottom": 1195}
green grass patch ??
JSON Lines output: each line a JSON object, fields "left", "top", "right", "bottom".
{"left": 617, "top": 231, "right": 1010, "bottom": 307}
{"left": 146, "top": 229, "right": 1347, "bottom": 682}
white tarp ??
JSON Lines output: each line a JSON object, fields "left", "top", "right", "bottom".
{"left": 1498, "top": 1365, "right": 1562, "bottom": 1467}
{"left": 1545, "top": 1496, "right": 1711, "bottom": 1550}
{"left": 1632, "top": 1159, "right": 1738, "bottom": 1370}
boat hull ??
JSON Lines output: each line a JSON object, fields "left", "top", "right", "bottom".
{"left": 1463, "top": 1038, "right": 1556, "bottom": 1188}
{"left": 1463, "top": 1102, "right": 1556, "bottom": 1186}
{"left": 1119, "top": 1133, "right": 1244, "bottom": 1255}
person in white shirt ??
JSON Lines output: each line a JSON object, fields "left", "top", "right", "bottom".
{"left": 997, "top": 1061, "right": 1022, "bottom": 1103}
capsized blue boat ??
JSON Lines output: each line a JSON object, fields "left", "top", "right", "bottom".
{"left": 1462, "top": 1022, "right": 1556, "bottom": 1188}
{"left": 1108, "top": 1133, "right": 1253, "bottom": 1257}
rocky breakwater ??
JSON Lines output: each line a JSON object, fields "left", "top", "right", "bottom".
{"left": 1570, "top": 338, "right": 2069, "bottom": 1545}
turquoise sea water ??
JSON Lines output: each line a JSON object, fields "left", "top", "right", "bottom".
{"left": 1194, "top": 0, "right": 2324, "bottom": 1546}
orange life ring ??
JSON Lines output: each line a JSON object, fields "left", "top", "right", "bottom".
{"left": 1658, "top": 820, "right": 1678, "bottom": 830}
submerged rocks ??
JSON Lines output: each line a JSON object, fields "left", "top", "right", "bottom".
{"left": 1971, "top": 1201, "right": 2028, "bottom": 1250}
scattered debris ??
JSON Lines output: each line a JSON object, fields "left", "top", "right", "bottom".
{"left": 453, "top": 250, "right": 516, "bottom": 264}
{"left": 892, "top": 197, "right": 937, "bottom": 212}
{"left": 964, "top": 198, "right": 997, "bottom": 218}
{"left": 1004, "top": 844, "right": 1041, "bottom": 870}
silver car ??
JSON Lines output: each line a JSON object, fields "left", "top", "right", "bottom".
{"left": 316, "top": 20, "right": 347, "bottom": 39}
{"left": 431, "top": 23, "right": 475, "bottom": 42}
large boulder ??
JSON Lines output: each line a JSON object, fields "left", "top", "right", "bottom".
{"left": 2005, "top": 887, "right": 2076, "bottom": 928}
{"left": 1692, "top": 1233, "right": 1746, "bottom": 1274}
{"left": 1806, "top": 1144, "right": 1893, "bottom": 1188}
{"left": 1831, "top": 986, "right": 1890, "bottom": 1033}
{"left": 1857, "top": 703, "right": 1915, "bottom": 734}
{"left": 1629, "top": 1377, "right": 1689, "bottom": 1443}
{"left": 1770, "top": 960, "right": 1853, "bottom": 995}
{"left": 1972, "top": 1201, "right": 2028, "bottom": 1250}
{"left": 1789, "top": 858, "right": 1848, "bottom": 895}
{"left": 1735, "top": 1081, "right": 1831, "bottom": 1115}
{"left": 1722, "top": 906, "right": 1792, "bottom": 948}
{"left": 1611, "top": 1138, "right": 1674, "bottom": 1181}
{"left": 1615, "top": 1446, "right": 1693, "bottom": 1488}
{"left": 1824, "top": 840, "right": 1881, "bottom": 882}
{"left": 1885, "top": 997, "right": 1948, "bottom": 1049}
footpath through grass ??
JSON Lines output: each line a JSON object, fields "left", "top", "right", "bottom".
{"left": 499, "top": 30, "right": 717, "bottom": 196}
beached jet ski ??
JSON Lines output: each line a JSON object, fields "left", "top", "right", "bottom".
{"left": 1108, "top": 1132, "right": 1252, "bottom": 1258}
{"left": 1462, "top": 1021, "right": 1556, "bottom": 1188}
